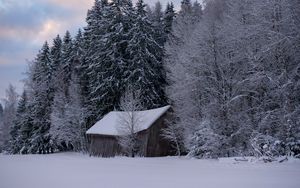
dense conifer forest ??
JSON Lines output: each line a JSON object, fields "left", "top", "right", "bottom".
{"left": 0, "top": 0, "right": 299, "bottom": 158}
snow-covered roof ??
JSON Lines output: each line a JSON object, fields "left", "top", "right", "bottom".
{"left": 86, "top": 105, "right": 171, "bottom": 136}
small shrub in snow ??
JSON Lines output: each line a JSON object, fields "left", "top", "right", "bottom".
{"left": 187, "top": 123, "right": 225, "bottom": 158}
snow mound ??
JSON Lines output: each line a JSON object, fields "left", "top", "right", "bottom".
{"left": 86, "top": 105, "right": 171, "bottom": 136}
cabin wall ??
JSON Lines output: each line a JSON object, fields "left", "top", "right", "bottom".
{"left": 146, "top": 113, "right": 173, "bottom": 157}
{"left": 88, "top": 134, "right": 122, "bottom": 157}
{"left": 87, "top": 110, "right": 173, "bottom": 157}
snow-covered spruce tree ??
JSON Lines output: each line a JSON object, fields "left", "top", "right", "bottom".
{"left": 27, "top": 42, "right": 54, "bottom": 154}
{"left": 126, "top": 0, "right": 167, "bottom": 109}
{"left": 83, "top": 0, "right": 113, "bottom": 124}
{"left": 16, "top": 91, "right": 34, "bottom": 154}
{"left": 148, "top": 1, "right": 165, "bottom": 46}
{"left": 61, "top": 31, "right": 74, "bottom": 94}
{"left": 0, "top": 84, "right": 18, "bottom": 152}
{"left": 9, "top": 91, "right": 27, "bottom": 154}
{"left": 71, "top": 29, "right": 84, "bottom": 70}
{"left": 64, "top": 72, "right": 88, "bottom": 152}
{"left": 84, "top": 0, "right": 168, "bottom": 128}
{"left": 49, "top": 34, "right": 63, "bottom": 94}
{"left": 49, "top": 87, "right": 68, "bottom": 151}
{"left": 73, "top": 28, "right": 95, "bottom": 132}
{"left": 117, "top": 87, "right": 143, "bottom": 157}
{"left": 88, "top": 0, "right": 136, "bottom": 118}
{"left": 0, "top": 103, "right": 3, "bottom": 120}
{"left": 50, "top": 70, "right": 87, "bottom": 152}
{"left": 163, "top": 2, "right": 175, "bottom": 37}
{"left": 72, "top": 29, "right": 88, "bottom": 112}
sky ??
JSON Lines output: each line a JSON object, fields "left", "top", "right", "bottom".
{"left": 0, "top": 0, "right": 182, "bottom": 101}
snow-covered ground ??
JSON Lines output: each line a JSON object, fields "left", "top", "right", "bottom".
{"left": 0, "top": 153, "right": 299, "bottom": 188}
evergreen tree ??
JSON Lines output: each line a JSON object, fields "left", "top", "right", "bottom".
{"left": 65, "top": 72, "right": 87, "bottom": 152}
{"left": 49, "top": 35, "right": 63, "bottom": 102}
{"left": 126, "top": 0, "right": 167, "bottom": 109}
{"left": 0, "top": 103, "right": 3, "bottom": 119}
{"left": 27, "top": 41, "right": 53, "bottom": 154}
{"left": 0, "top": 85, "right": 18, "bottom": 151}
{"left": 50, "top": 35, "right": 62, "bottom": 75}
{"left": 72, "top": 29, "right": 87, "bottom": 107}
{"left": 84, "top": 0, "right": 114, "bottom": 123}
{"left": 61, "top": 31, "right": 73, "bottom": 92}
{"left": 9, "top": 91, "right": 29, "bottom": 154}
{"left": 149, "top": 1, "right": 164, "bottom": 45}
{"left": 50, "top": 72, "right": 87, "bottom": 152}
{"left": 163, "top": 2, "right": 175, "bottom": 36}
{"left": 50, "top": 87, "right": 67, "bottom": 151}
{"left": 191, "top": 1, "right": 203, "bottom": 22}
{"left": 0, "top": 103, "right": 3, "bottom": 151}
{"left": 180, "top": 0, "right": 192, "bottom": 14}
{"left": 18, "top": 91, "right": 34, "bottom": 154}
{"left": 89, "top": 0, "right": 134, "bottom": 119}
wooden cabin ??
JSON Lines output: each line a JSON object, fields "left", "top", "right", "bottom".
{"left": 86, "top": 105, "right": 173, "bottom": 157}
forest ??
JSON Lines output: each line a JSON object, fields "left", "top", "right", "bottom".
{"left": 0, "top": 0, "right": 299, "bottom": 159}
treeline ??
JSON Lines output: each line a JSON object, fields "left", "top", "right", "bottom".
{"left": 0, "top": 0, "right": 175, "bottom": 154}
{"left": 165, "top": 0, "right": 300, "bottom": 158}
{"left": 0, "top": 0, "right": 299, "bottom": 158}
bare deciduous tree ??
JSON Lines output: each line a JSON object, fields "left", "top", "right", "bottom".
{"left": 117, "top": 87, "right": 142, "bottom": 157}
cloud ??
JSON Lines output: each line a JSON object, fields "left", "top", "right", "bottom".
{"left": 0, "top": 0, "right": 93, "bottom": 98}
{"left": 0, "top": 0, "right": 92, "bottom": 65}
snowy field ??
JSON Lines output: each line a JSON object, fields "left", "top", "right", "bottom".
{"left": 0, "top": 153, "right": 300, "bottom": 188}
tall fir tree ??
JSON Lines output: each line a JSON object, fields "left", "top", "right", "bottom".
{"left": 9, "top": 91, "right": 29, "bottom": 154}
{"left": 149, "top": 1, "right": 165, "bottom": 45}
{"left": 1, "top": 85, "right": 18, "bottom": 151}
{"left": 163, "top": 2, "right": 175, "bottom": 37}
{"left": 49, "top": 35, "right": 63, "bottom": 99}
{"left": 61, "top": 31, "right": 74, "bottom": 94}
{"left": 126, "top": 0, "right": 167, "bottom": 109}
{"left": 27, "top": 41, "right": 53, "bottom": 154}
{"left": 88, "top": 0, "right": 134, "bottom": 120}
